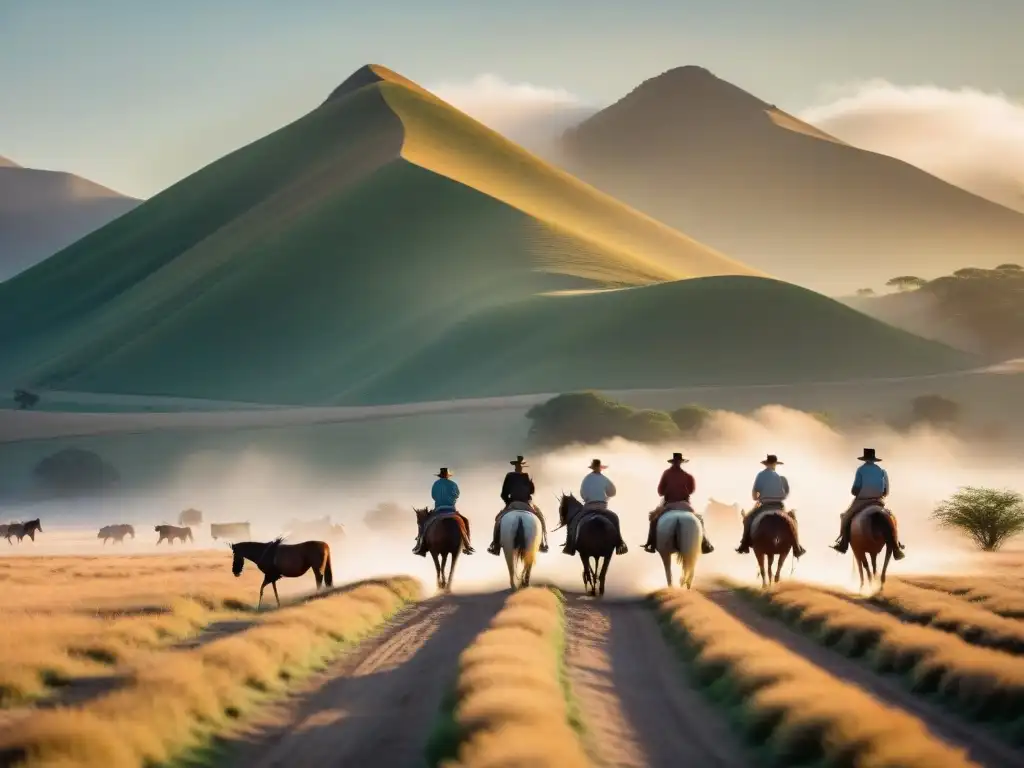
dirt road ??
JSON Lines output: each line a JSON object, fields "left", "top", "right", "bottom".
{"left": 215, "top": 592, "right": 505, "bottom": 768}
{"left": 564, "top": 596, "right": 750, "bottom": 768}
{"left": 705, "top": 589, "right": 1023, "bottom": 768}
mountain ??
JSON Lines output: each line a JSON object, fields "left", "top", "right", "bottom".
{"left": 559, "top": 66, "right": 1024, "bottom": 296}
{"left": 0, "top": 65, "right": 976, "bottom": 406}
{"left": 0, "top": 159, "right": 140, "bottom": 282}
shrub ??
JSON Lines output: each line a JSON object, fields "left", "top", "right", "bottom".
{"left": 32, "top": 448, "right": 120, "bottom": 495}
{"left": 669, "top": 405, "right": 711, "bottom": 436}
{"left": 526, "top": 391, "right": 680, "bottom": 448}
{"left": 932, "top": 487, "right": 1024, "bottom": 551}
{"left": 910, "top": 394, "right": 961, "bottom": 428}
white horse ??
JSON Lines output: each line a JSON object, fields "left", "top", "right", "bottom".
{"left": 655, "top": 509, "right": 703, "bottom": 589}
{"left": 499, "top": 509, "right": 542, "bottom": 590}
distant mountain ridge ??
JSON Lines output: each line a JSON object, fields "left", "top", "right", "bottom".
{"left": 0, "top": 158, "right": 140, "bottom": 281}
{"left": 560, "top": 66, "right": 1024, "bottom": 295}
{"left": 0, "top": 65, "right": 977, "bottom": 406}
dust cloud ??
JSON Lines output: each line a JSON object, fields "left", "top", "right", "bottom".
{"left": 5, "top": 406, "right": 1023, "bottom": 597}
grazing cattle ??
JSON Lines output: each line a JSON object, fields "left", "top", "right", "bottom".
{"left": 230, "top": 538, "right": 333, "bottom": 611}
{"left": 178, "top": 508, "right": 203, "bottom": 527}
{"left": 155, "top": 524, "right": 192, "bottom": 544}
{"left": 211, "top": 522, "right": 251, "bottom": 541}
{"left": 98, "top": 524, "right": 135, "bottom": 544}
{"left": 4, "top": 519, "right": 42, "bottom": 544}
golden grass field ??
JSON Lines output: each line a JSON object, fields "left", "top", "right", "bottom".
{"left": 2, "top": 543, "right": 1024, "bottom": 767}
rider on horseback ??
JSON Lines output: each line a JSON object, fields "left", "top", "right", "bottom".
{"left": 412, "top": 468, "right": 474, "bottom": 556}
{"left": 643, "top": 452, "right": 715, "bottom": 554}
{"left": 487, "top": 455, "right": 550, "bottom": 555}
{"left": 735, "top": 454, "right": 806, "bottom": 557}
{"left": 831, "top": 449, "right": 905, "bottom": 559}
{"left": 564, "top": 459, "right": 628, "bottom": 556}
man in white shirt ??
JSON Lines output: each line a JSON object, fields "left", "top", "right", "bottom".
{"left": 564, "top": 459, "right": 628, "bottom": 555}
{"left": 735, "top": 454, "right": 805, "bottom": 557}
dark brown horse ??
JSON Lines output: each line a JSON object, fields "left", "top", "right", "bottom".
{"left": 850, "top": 505, "right": 901, "bottom": 589}
{"left": 98, "top": 524, "right": 135, "bottom": 544}
{"left": 155, "top": 524, "right": 192, "bottom": 544}
{"left": 230, "top": 537, "right": 333, "bottom": 611}
{"left": 558, "top": 494, "right": 617, "bottom": 597}
{"left": 4, "top": 519, "right": 42, "bottom": 543}
{"left": 414, "top": 507, "right": 463, "bottom": 592}
{"left": 741, "top": 508, "right": 797, "bottom": 588}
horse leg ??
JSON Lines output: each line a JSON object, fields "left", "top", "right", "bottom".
{"left": 522, "top": 561, "right": 532, "bottom": 588}
{"left": 880, "top": 548, "right": 893, "bottom": 588}
{"left": 767, "top": 553, "right": 776, "bottom": 586}
{"left": 579, "top": 553, "right": 591, "bottom": 594}
{"left": 257, "top": 578, "right": 268, "bottom": 612}
{"left": 854, "top": 551, "right": 867, "bottom": 590}
{"left": 755, "top": 551, "right": 767, "bottom": 588}
{"left": 598, "top": 555, "right": 611, "bottom": 597}
{"left": 661, "top": 550, "right": 673, "bottom": 588}
{"left": 775, "top": 549, "right": 788, "bottom": 583}
{"left": 870, "top": 551, "right": 879, "bottom": 580}
{"left": 446, "top": 550, "right": 459, "bottom": 593}
{"left": 272, "top": 580, "right": 281, "bottom": 608}
{"left": 430, "top": 551, "right": 443, "bottom": 590}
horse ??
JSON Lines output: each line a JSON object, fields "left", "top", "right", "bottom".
{"left": 210, "top": 522, "right": 251, "bottom": 541}
{"left": 557, "top": 493, "right": 617, "bottom": 597}
{"left": 651, "top": 507, "right": 703, "bottom": 589}
{"left": 414, "top": 507, "right": 464, "bottom": 592}
{"left": 499, "top": 505, "right": 542, "bottom": 590}
{"left": 5, "top": 519, "right": 42, "bottom": 543}
{"left": 741, "top": 507, "right": 797, "bottom": 588}
{"left": 178, "top": 508, "right": 203, "bottom": 527}
{"left": 155, "top": 524, "right": 192, "bottom": 544}
{"left": 230, "top": 538, "right": 333, "bottom": 611}
{"left": 98, "top": 524, "right": 135, "bottom": 544}
{"left": 850, "top": 505, "right": 901, "bottom": 590}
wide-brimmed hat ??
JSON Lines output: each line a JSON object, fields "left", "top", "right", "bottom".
{"left": 589, "top": 458, "right": 608, "bottom": 470}
{"left": 668, "top": 452, "right": 689, "bottom": 464}
{"left": 858, "top": 448, "right": 881, "bottom": 462}
{"left": 436, "top": 467, "right": 452, "bottom": 478}
{"left": 760, "top": 454, "right": 783, "bottom": 466}
{"left": 510, "top": 455, "right": 528, "bottom": 467}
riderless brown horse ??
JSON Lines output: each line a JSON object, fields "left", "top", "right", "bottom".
{"left": 557, "top": 493, "right": 617, "bottom": 597}
{"left": 742, "top": 508, "right": 797, "bottom": 588}
{"left": 155, "top": 524, "right": 192, "bottom": 544}
{"left": 4, "top": 519, "right": 42, "bottom": 543}
{"left": 850, "top": 505, "right": 901, "bottom": 589}
{"left": 230, "top": 537, "right": 333, "bottom": 611}
{"left": 414, "top": 507, "right": 464, "bottom": 593}
{"left": 98, "top": 524, "right": 135, "bottom": 544}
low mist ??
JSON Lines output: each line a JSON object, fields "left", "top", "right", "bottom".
{"left": 8, "top": 405, "right": 1023, "bottom": 596}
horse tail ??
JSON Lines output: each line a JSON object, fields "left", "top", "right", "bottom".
{"left": 514, "top": 516, "right": 525, "bottom": 552}
{"left": 675, "top": 515, "right": 702, "bottom": 570}
{"left": 324, "top": 549, "right": 334, "bottom": 588}
{"left": 872, "top": 511, "right": 898, "bottom": 554}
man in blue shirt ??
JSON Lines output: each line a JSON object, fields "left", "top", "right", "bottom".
{"left": 735, "top": 454, "right": 805, "bottom": 557}
{"left": 413, "top": 468, "right": 474, "bottom": 555}
{"left": 832, "top": 449, "right": 904, "bottom": 559}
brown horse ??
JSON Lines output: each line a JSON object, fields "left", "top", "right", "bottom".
{"left": 558, "top": 494, "right": 617, "bottom": 597}
{"left": 741, "top": 508, "right": 797, "bottom": 588}
{"left": 4, "top": 519, "right": 42, "bottom": 543}
{"left": 155, "top": 524, "right": 192, "bottom": 544}
{"left": 231, "top": 537, "right": 333, "bottom": 611}
{"left": 850, "top": 505, "right": 901, "bottom": 589}
{"left": 414, "top": 507, "right": 463, "bottom": 592}
{"left": 98, "top": 524, "right": 135, "bottom": 544}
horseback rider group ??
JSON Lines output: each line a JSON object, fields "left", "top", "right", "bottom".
{"left": 412, "top": 448, "right": 906, "bottom": 560}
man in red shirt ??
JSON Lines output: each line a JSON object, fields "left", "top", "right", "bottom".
{"left": 643, "top": 452, "right": 714, "bottom": 554}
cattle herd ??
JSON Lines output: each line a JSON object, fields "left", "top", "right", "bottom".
{"left": 0, "top": 509, "right": 346, "bottom": 547}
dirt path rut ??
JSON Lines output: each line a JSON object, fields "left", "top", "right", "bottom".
{"left": 215, "top": 592, "right": 505, "bottom": 768}
{"left": 705, "top": 589, "right": 1023, "bottom": 768}
{"left": 564, "top": 596, "right": 749, "bottom": 768}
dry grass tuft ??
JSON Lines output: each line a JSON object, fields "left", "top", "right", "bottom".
{"left": 903, "top": 576, "right": 1024, "bottom": 619}
{"left": 866, "top": 581, "right": 1024, "bottom": 653}
{"left": 0, "top": 576, "right": 422, "bottom": 767}
{"left": 747, "top": 583, "right": 1024, "bottom": 739}
{"left": 654, "top": 589, "right": 979, "bottom": 767}
{"left": 434, "top": 588, "right": 587, "bottom": 768}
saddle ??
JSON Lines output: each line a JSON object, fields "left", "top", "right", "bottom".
{"left": 749, "top": 503, "right": 796, "bottom": 538}
{"left": 650, "top": 501, "right": 693, "bottom": 521}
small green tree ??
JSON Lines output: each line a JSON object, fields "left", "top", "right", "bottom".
{"left": 886, "top": 275, "right": 926, "bottom": 292}
{"left": 910, "top": 394, "right": 961, "bottom": 428}
{"left": 932, "top": 487, "right": 1024, "bottom": 551}
{"left": 855, "top": 287, "right": 875, "bottom": 297}
{"left": 669, "top": 405, "right": 710, "bottom": 436}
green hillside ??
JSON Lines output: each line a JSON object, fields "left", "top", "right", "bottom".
{"left": 346, "top": 276, "right": 978, "bottom": 403}
{"left": 0, "top": 65, "right": 756, "bottom": 405}
{"left": 0, "top": 65, "right": 975, "bottom": 407}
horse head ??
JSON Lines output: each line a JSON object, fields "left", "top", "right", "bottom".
{"left": 557, "top": 493, "right": 580, "bottom": 528}
{"left": 413, "top": 507, "right": 430, "bottom": 524}
{"left": 230, "top": 543, "right": 245, "bottom": 577}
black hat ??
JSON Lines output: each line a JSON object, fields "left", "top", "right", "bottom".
{"left": 437, "top": 467, "right": 452, "bottom": 478}
{"left": 589, "top": 458, "right": 608, "bottom": 470}
{"left": 761, "top": 454, "right": 783, "bottom": 466}
{"left": 668, "top": 452, "right": 689, "bottom": 464}
{"left": 510, "top": 455, "right": 528, "bottom": 467}
{"left": 858, "top": 448, "right": 881, "bottom": 462}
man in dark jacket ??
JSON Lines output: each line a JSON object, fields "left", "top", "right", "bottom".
{"left": 643, "top": 452, "right": 714, "bottom": 554}
{"left": 487, "top": 455, "right": 550, "bottom": 555}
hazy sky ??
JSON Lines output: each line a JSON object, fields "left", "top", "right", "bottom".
{"left": 2, "top": 0, "right": 1021, "bottom": 198}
